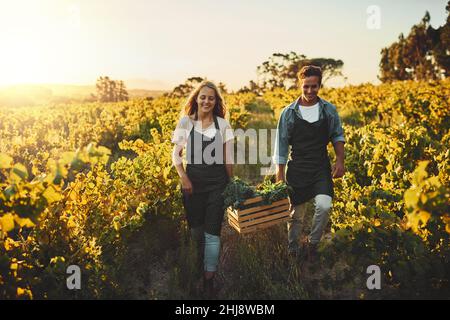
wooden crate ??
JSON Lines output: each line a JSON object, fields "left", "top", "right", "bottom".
{"left": 227, "top": 196, "right": 291, "bottom": 234}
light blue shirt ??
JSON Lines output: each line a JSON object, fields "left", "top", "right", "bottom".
{"left": 273, "top": 96, "right": 345, "bottom": 165}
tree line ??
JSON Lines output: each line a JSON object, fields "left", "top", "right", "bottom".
{"left": 379, "top": 1, "right": 450, "bottom": 82}
{"left": 96, "top": 1, "right": 449, "bottom": 99}
{"left": 93, "top": 76, "right": 129, "bottom": 102}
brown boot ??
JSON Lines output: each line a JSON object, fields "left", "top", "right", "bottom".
{"left": 203, "top": 274, "right": 216, "bottom": 299}
{"left": 306, "top": 243, "right": 318, "bottom": 262}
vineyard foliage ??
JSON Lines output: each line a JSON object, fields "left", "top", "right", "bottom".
{"left": 0, "top": 79, "right": 449, "bottom": 298}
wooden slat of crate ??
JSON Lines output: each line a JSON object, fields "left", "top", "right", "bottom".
{"left": 227, "top": 216, "right": 241, "bottom": 233}
{"left": 238, "top": 203, "right": 290, "bottom": 223}
{"left": 239, "top": 210, "right": 290, "bottom": 228}
{"left": 227, "top": 209, "right": 238, "bottom": 225}
{"left": 240, "top": 216, "right": 290, "bottom": 234}
{"left": 228, "top": 214, "right": 289, "bottom": 234}
{"left": 241, "top": 196, "right": 264, "bottom": 205}
{"left": 226, "top": 196, "right": 291, "bottom": 234}
{"left": 226, "top": 198, "right": 288, "bottom": 221}
{"left": 227, "top": 207, "right": 239, "bottom": 221}
{"left": 238, "top": 198, "right": 289, "bottom": 216}
{"left": 239, "top": 215, "right": 291, "bottom": 234}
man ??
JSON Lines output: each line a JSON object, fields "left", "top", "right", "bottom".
{"left": 273, "top": 65, "right": 345, "bottom": 259}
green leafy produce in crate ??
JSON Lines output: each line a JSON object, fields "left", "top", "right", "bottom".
{"left": 223, "top": 177, "right": 291, "bottom": 210}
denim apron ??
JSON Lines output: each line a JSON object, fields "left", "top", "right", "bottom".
{"left": 286, "top": 106, "right": 334, "bottom": 205}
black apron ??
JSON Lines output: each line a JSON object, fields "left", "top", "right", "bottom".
{"left": 182, "top": 115, "right": 229, "bottom": 235}
{"left": 185, "top": 115, "right": 229, "bottom": 193}
{"left": 286, "top": 105, "right": 334, "bottom": 205}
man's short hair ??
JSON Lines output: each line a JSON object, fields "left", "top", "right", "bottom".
{"left": 298, "top": 65, "right": 322, "bottom": 85}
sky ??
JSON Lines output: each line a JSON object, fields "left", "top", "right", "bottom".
{"left": 0, "top": 0, "right": 448, "bottom": 90}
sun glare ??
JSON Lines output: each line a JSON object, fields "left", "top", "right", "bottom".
{"left": 0, "top": 0, "right": 79, "bottom": 86}
{"left": 1, "top": 36, "right": 44, "bottom": 85}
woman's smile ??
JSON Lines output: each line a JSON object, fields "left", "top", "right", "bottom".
{"left": 197, "top": 86, "right": 217, "bottom": 115}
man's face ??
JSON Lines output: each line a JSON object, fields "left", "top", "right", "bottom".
{"left": 300, "top": 76, "right": 321, "bottom": 102}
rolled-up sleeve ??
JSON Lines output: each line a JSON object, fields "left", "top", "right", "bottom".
{"left": 171, "top": 116, "right": 190, "bottom": 146}
{"left": 273, "top": 108, "right": 290, "bottom": 164}
{"left": 330, "top": 108, "right": 345, "bottom": 145}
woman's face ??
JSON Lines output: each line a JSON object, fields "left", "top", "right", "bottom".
{"left": 196, "top": 86, "right": 216, "bottom": 114}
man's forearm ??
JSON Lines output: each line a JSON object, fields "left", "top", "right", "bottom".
{"left": 333, "top": 141, "right": 345, "bottom": 163}
{"left": 276, "top": 164, "right": 286, "bottom": 182}
{"left": 224, "top": 141, "right": 234, "bottom": 178}
{"left": 225, "top": 164, "right": 233, "bottom": 178}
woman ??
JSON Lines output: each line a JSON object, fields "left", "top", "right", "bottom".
{"left": 172, "top": 80, "right": 234, "bottom": 297}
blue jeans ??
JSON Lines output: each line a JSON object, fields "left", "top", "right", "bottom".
{"left": 191, "top": 227, "right": 221, "bottom": 272}
{"left": 287, "top": 194, "right": 332, "bottom": 252}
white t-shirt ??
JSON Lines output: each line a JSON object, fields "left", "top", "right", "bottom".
{"left": 171, "top": 115, "right": 234, "bottom": 147}
{"left": 298, "top": 102, "right": 320, "bottom": 123}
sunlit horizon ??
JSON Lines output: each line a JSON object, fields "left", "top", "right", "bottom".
{"left": 0, "top": 0, "right": 447, "bottom": 91}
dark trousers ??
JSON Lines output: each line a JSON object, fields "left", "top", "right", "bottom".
{"left": 182, "top": 187, "right": 226, "bottom": 236}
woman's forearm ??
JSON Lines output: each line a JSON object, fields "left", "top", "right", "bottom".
{"left": 175, "top": 163, "right": 188, "bottom": 179}
{"left": 172, "top": 145, "right": 187, "bottom": 179}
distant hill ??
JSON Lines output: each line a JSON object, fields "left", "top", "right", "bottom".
{"left": 0, "top": 84, "right": 168, "bottom": 107}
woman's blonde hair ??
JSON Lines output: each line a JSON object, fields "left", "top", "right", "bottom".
{"left": 184, "top": 80, "right": 226, "bottom": 119}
